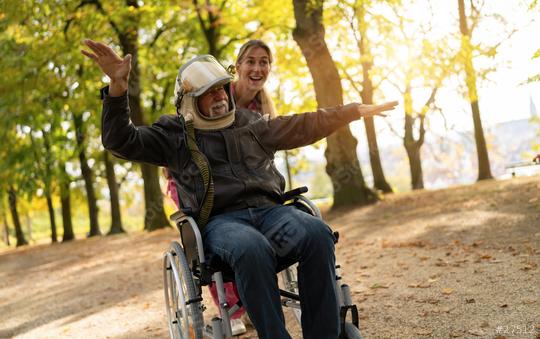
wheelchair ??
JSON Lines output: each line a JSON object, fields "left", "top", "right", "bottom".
{"left": 163, "top": 187, "right": 362, "bottom": 338}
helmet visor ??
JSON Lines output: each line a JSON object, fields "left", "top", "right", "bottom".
{"left": 179, "top": 55, "right": 233, "bottom": 97}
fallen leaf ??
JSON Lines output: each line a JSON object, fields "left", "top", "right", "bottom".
{"left": 521, "top": 264, "right": 537, "bottom": 271}
{"left": 415, "top": 329, "right": 433, "bottom": 336}
{"left": 370, "top": 283, "right": 390, "bottom": 289}
{"left": 480, "top": 321, "right": 489, "bottom": 328}
{"left": 442, "top": 288, "right": 454, "bottom": 295}
{"left": 468, "top": 329, "right": 486, "bottom": 336}
{"left": 449, "top": 331, "right": 464, "bottom": 337}
{"left": 408, "top": 282, "right": 431, "bottom": 288}
{"left": 499, "top": 303, "right": 508, "bottom": 308}
{"left": 416, "top": 297, "right": 439, "bottom": 305}
{"left": 465, "top": 298, "right": 476, "bottom": 303}
{"left": 522, "top": 299, "right": 536, "bottom": 304}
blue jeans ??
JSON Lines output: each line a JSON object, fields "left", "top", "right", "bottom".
{"left": 202, "top": 204, "right": 339, "bottom": 339}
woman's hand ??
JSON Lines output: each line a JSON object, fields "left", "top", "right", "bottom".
{"left": 81, "top": 39, "right": 131, "bottom": 96}
{"left": 343, "top": 101, "right": 399, "bottom": 118}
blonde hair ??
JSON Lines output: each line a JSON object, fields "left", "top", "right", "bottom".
{"left": 232, "top": 40, "right": 277, "bottom": 119}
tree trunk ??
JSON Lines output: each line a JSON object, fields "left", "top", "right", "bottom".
{"left": 41, "top": 130, "right": 57, "bottom": 242}
{"left": 114, "top": 1, "right": 169, "bottom": 231}
{"left": 193, "top": 0, "right": 222, "bottom": 58}
{"left": 74, "top": 113, "right": 101, "bottom": 237}
{"left": 458, "top": 0, "right": 492, "bottom": 180}
{"left": 292, "top": 0, "right": 377, "bottom": 208}
{"left": 8, "top": 186, "right": 27, "bottom": 247}
{"left": 45, "top": 193, "right": 58, "bottom": 242}
{"left": 2, "top": 204, "right": 11, "bottom": 246}
{"left": 357, "top": 4, "right": 392, "bottom": 193}
{"left": 104, "top": 151, "right": 125, "bottom": 234}
{"left": 403, "top": 86, "right": 425, "bottom": 190}
{"left": 404, "top": 140, "right": 424, "bottom": 190}
{"left": 59, "top": 163, "right": 75, "bottom": 242}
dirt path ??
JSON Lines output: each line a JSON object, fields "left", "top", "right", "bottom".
{"left": 1, "top": 176, "right": 539, "bottom": 338}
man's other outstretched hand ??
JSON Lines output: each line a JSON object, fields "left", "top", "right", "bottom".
{"left": 81, "top": 39, "right": 132, "bottom": 97}
{"left": 343, "top": 101, "right": 399, "bottom": 119}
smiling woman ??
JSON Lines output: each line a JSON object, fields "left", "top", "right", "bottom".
{"left": 231, "top": 40, "right": 277, "bottom": 118}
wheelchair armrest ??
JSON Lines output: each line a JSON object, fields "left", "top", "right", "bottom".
{"left": 169, "top": 211, "right": 206, "bottom": 269}
{"left": 282, "top": 186, "right": 308, "bottom": 202}
{"left": 169, "top": 210, "right": 188, "bottom": 224}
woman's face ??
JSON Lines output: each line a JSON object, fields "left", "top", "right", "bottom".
{"left": 236, "top": 47, "right": 271, "bottom": 92}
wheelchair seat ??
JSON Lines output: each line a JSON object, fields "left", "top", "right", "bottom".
{"left": 169, "top": 186, "right": 333, "bottom": 286}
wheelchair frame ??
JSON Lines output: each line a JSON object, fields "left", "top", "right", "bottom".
{"left": 163, "top": 188, "right": 362, "bottom": 338}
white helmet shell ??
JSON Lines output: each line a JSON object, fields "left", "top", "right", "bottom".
{"left": 174, "top": 55, "right": 235, "bottom": 130}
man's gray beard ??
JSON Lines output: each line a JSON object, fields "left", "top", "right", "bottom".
{"left": 209, "top": 100, "right": 229, "bottom": 116}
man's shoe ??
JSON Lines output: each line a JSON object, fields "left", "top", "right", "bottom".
{"left": 230, "top": 318, "right": 247, "bottom": 335}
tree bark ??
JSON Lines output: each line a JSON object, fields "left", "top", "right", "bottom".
{"left": 8, "top": 186, "right": 27, "bottom": 247}
{"left": 42, "top": 133, "right": 58, "bottom": 242}
{"left": 193, "top": 0, "right": 222, "bottom": 58}
{"left": 31, "top": 130, "right": 58, "bottom": 243}
{"left": 403, "top": 85, "right": 425, "bottom": 190}
{"left": 73, "top": 113, "right": 101, "bottom": 237}
{"left": 104, "top": 151, "right": 125, "bottom": 234}
{"left": 114, "top": 0, "right": 169, "bottom": 231}
{"left": 2, "top": 202, "right": 11, "bottom": 246}
{"left": 292, "top": 0, "right": 377, "bottom": 208}
{"left": 458, "top": 0, "right": 492, "bottom": 180}
{"left": 45, "top": 193, "right": 58, "bottom": 242}
{"left": 357, "top": 4, "right": 392, "bottom": 193}
{"left": 59, "top": 162, "right": 75, "bottom": 242}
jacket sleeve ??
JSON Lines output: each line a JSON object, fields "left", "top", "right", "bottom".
{"left": 101, "top": 90, "right": 172, "bottom": 167}
{"left": 252, "top": 106, "right": 361, "bottom": 152}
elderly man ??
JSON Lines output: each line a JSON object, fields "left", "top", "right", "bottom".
{"left": 82, "top": 39, "right": 397, "bottom": 339}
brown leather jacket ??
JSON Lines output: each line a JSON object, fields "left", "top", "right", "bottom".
{"left": 101, "top": 91, "right": 360, "bottom": 218}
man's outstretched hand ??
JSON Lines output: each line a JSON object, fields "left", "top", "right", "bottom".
{"left": 344, "top": 101, "right": 399, "bottom": 119}
{"left": 81, "top": 39, "right": 132, "bottom": 97}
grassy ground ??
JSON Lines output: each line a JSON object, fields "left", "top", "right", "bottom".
{"left": 1, "top": 175, "right": 539, "bottom": 338}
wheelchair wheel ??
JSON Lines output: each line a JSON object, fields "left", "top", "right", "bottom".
{"left": 164, "top": 241, "right": 204, "bottom": 339}
{"left": 343, "top": 322, "right": 362, "bottom": 339}
{"left": 281, "top": 263, "right": 302, "bottom": 324}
